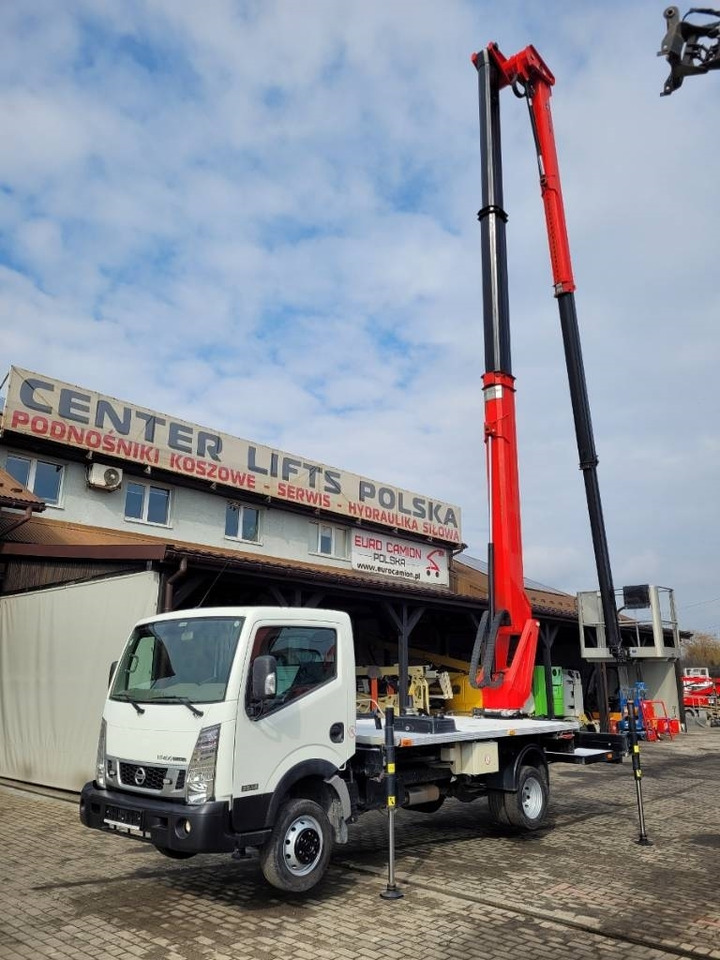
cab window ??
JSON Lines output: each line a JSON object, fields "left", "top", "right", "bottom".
{"left": 247, "top": 625, "right": 336, "bottom": 713}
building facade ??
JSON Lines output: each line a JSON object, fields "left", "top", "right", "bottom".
{"left": 0, "top": 366, "right": 476, "bottom": 790}
{"left": 0, "top": 365, "right": 682, "bottom": 791}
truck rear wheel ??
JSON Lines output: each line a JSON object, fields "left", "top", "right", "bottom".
{"left": 487, "top": 765, "right": 548, "bottom": 831}
{"left": 487, "top": 789, "right": 509, "bottom": 825}
{"left": 259, "top": 798, "right": 333, "bottom": 893}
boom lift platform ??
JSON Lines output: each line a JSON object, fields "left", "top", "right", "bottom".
{"left": 658, "top": 6, "right": 720, "bottom": 95}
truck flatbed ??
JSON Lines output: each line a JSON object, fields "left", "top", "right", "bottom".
{"left": 354, "top": 714, "right": 578, "bottom": 748}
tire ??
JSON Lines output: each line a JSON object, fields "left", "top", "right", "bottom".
{"left": 502, "top": 765, "right": 549, "bottom": 830}
{"left": 487, "top": 789, "right": 509, "bottom": 825}
{"left": 259, "top": 798, "right": 333, "bottom": 893}
{"left": 686, "top": 707, "right": 708, "bottom": 728}
{"left": 153, "top": 845, "right": 197, "bottom": 860}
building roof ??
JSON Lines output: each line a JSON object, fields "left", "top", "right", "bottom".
{"left": 0, "top": 515, "right": 464, "bottom": 601}
{"left": 0, "top": 515, "right": 581, "bottom": 621}
{"left": 0, "top": 515, "right": 166, "bottom": 562}
{"left": 458, "top": 554, "right": 570, "bottom": 595}
{"left": 452, "top": 557, "right": 579, "bottom": 620}
{"left": 0, "top": 466, "right": 46, "bottom": 512}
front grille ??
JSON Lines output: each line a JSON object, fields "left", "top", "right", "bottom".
{"left": 119, "top": 762, "right": 167, "bottom": 791}
{"left": 176, "top": 770, "right": 186, "bottom": 790}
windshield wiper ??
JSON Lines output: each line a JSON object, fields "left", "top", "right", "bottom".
{"left": 152, "top": 696, "right": 204, "bottom": 717}
{"left": 114, "top": 693, "right": 145, "bottom": 715}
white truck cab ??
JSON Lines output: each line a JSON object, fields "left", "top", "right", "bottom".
{"left": 81, "top": 607, "right": 357, "bottom": 890}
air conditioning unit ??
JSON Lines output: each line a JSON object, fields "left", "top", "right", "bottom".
{"left": 87, "top": 464, "right": 123, "bottom": 491}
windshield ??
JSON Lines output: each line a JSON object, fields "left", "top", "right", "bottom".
{"left": 110, "top": 616, "right": 245, "bottom": 705}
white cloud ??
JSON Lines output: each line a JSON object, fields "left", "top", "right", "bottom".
{"left": 1, "top": 0, "right": 719, "bottom": 633}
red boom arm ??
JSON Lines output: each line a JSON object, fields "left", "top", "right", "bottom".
{"left": 480, "top": 368, "right": 538, "bottom": 711}
{"left": 472, "top": 41, "right": 623, "bottom": 716}
{"left": 486, "top": 43, "right": 575, "bottom": 295}
{"left": 470, "top": 43, "right": 578, "bottom": 711}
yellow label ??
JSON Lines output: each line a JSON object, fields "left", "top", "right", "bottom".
{"left": 388, "top": 796, "right": 396, "bottom": 807}
{"left": 387, "top": 762, "right": 396, "bottom": 773}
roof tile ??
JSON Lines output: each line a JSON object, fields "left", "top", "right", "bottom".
{"left": 3, "top": 516, "right": 580, "bottom": 620}
{"left": 0, "top": 466, "right": 46, "bottom": 511}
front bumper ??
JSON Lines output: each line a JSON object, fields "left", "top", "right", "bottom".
{"left": 79, "top": 782, "right": 268, "bottom": 853}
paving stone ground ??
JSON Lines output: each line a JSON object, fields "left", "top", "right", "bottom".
{"left": 1, "top": 725, "right": 719, "bottom": 960}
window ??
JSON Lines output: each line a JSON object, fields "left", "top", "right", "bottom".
{"left": 110, "top": 616, "right": 244, "bottom": 704}
{"left": 225, "top": 502, "right": 260, "bottom": 542}
{"left": 6, "top": 454, "right": 64, "bottom": 505}
{"left": 247, "top": 625, "right": 337, "bottom": 715}
{"left": 314, "top": 522, "right": 349, "bottom": 559}
{"left": 124, "top": 480, "right": 171, "bottom": 525}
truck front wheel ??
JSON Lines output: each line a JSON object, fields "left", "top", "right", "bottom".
{"left": 259, "top": 798, "right": 333, "bottom": 893}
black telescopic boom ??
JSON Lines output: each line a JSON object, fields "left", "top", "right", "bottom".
{"left": 476, "top": 49, "right": 512, "bottom": 375}
{"left": 557, "top": 293, "right": 624, "bottom": 663}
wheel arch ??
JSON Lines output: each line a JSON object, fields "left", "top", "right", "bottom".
{"left": 484, "top": 741, "right": 549, "bottom": 792}
{"left": 266, "top": 760, "right": 349, "bottom": 827}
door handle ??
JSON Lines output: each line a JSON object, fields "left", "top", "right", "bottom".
{"left": 329, "top": 722, "right": 344, "bottom": 743}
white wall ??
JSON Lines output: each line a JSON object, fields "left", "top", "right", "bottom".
{"left": 1, "top": 445, "right": 354, "bottom": 571}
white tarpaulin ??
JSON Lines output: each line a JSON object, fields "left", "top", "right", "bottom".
{"left": 0, "top": 571, "right": 159, "bottom": 791}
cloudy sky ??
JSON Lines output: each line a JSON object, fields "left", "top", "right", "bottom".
{"left": 1, "top": 1, "right": 718, "bottom": 634}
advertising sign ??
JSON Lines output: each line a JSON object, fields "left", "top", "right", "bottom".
{"left": 3, "top": 367, "right": 462, "bottom": 545}
{"left": 351, "top": 531, "right": 450, "bottom": 586}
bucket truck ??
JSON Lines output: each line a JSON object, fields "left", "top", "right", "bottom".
{"left": 79, "top": 43, "right": 629, "bottom": 894}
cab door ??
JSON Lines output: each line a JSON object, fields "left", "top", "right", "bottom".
{"left": 232, "top": 618, "right": 354, "bottom": 820}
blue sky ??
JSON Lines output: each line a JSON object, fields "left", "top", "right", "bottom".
{"left": 2, "top": 1, "right": 719, "bottom": 634}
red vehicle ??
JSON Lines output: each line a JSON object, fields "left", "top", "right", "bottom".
{"left": 682, "top": 668, "right": 720, "bottom": 710}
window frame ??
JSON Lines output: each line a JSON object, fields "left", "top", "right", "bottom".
{"left": 123, "top": 479, "right": 172, "bottom": 527}
{"left": 224, "top": 501, "right": 261, "bottom": 544}
{"left": 312, "top": 521, "right": 350, "bottom": 560}
{"left": 5, "top": 453, "right": 65, "bottom": 507}
{"left": 246, "top": 624, "right": 337, "bottom": 718}
{"left": 110, "top": 616, "right": 245, "bottom": 705}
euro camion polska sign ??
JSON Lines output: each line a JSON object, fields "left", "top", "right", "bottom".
{"left": 351, "top": 531, "right": 450, "bottom": 587}
{"left": 3, "top": 367, "right": 462, "bottom": 546}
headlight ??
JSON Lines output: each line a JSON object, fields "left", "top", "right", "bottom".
{"left": 95, "top": 719, "right": 107, "bottom": 789}
{"left": 185, "top": 724, "right": 220, "bottom": 805}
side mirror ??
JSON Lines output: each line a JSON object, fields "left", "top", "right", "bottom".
{"left": 108, "top": 661, "right": 118, "bottom": 688}
{"left": 252, "top": 655, "right": 277, "bottom": 700}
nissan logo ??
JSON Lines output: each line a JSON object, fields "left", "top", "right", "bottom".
{"left": 134, "top": 767, "right": 147, "bottom": 786}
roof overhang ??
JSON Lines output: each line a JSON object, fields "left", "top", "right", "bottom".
{"left": 0, "top": 541, "right": 167, "bottom": 561}
{"left": 0, "top": 466, "right": 46, "bottom": 513}
{"left": 0, "top": 517, "right": 581, "bottom": 621}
